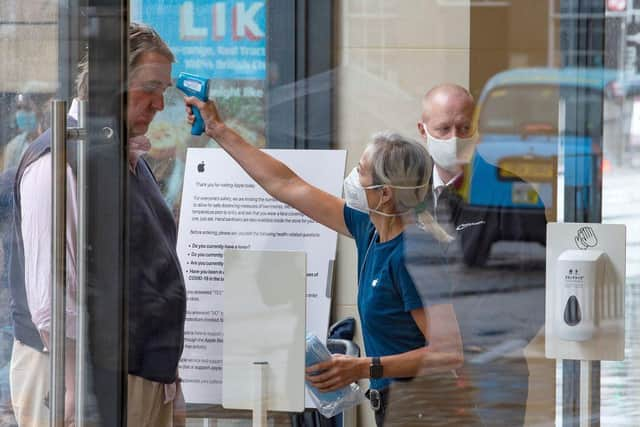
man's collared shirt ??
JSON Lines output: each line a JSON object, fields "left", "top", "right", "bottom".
{"left": 21, "top": 156, "right": 78, "bottom": 343}
{"left": 432, "top": 165, "right": 462, "bottom": 210}
{"left": 20, "top": 100, "right": 81, "bottom": 342}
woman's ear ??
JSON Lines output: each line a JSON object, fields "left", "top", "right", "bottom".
{"left": 380, "top": 186, "right": 394, "bottom": 207}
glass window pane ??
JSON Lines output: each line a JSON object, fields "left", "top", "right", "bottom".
{"left": 5, "top": 1, "right": 640, "bottom": 426}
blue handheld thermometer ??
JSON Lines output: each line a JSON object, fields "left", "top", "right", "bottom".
{"left": 177, "top": 72, "right": 209, "bottom": 135}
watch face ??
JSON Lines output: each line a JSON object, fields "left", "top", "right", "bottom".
{"left": 370, "top": 364, "right": 383, "bottom": 379}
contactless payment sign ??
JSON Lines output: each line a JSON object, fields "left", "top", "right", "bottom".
{"left": 135, "top": 0, "right": 266, "bottom": 80}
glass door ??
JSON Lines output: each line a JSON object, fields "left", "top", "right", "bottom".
{"left": 1, "top": 0, "right": 129, "bottom": 426}
{"left": 10, "top": 1, "right": 640, "bottom": 426}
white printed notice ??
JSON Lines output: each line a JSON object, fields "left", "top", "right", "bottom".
{"left": 177, "top": 148, "right": 346, "bottom": 405}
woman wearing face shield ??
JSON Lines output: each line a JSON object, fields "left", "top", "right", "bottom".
{"left": 185, "top": 97, "right": 464, "bottom": 426}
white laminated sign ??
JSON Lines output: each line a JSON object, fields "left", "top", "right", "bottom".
{"left": 176, "top": 148, "right": 346, "bottom": 404}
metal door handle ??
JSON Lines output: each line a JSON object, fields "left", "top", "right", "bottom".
{"left": 50, "top": 99, "right": 67, "bottom": 427}
{"left": 75, "top": 100, "right": 88, "bottom": 427}
{"left": 50, "top": 99, "right": 89, "bottom": 427}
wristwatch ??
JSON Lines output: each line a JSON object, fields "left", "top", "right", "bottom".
{"left": 369, "top": 356, "right": 383, "bottom": 379}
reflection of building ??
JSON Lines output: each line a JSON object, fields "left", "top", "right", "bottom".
{"left": 469, "top": 1, "right": 636, "bottom": 96}
{"left": 469, "top": 0, "right": 551, "bottom": 97}
{"left": 549, "top": 0, "right": 640, "bottom": 74}
{"left": 549, "top": 0, "right": 606, "bottom": 69}
{"left": 0, "top": 1, "right": 58, "bottom": 94}
{"left": 604, "top": 0, "right": 640, "bottom": 74}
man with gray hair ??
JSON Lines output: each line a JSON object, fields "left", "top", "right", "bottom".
{"left": 9, "top": 22, "right": 185, "bottom": 426}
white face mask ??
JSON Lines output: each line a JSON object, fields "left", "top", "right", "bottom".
{"left": 421, "top": 124, "right": 478, "bottom": 172}
{"left": 343, "top": 167, "right": 428, "bottom": 216}
{"left": 343, "top": 167, "right": 381, "bottom": 213}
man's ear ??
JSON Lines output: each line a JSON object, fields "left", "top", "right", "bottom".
{"left": 417, "top": 121, "right": 426, "bottom": 137}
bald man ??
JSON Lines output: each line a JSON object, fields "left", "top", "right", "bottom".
{"left": 415, "top": 84, "right": 493, "bottom": 268}
{"left": 390, "top": 83, "right": 537, "bottom": 426}
{"left": 417, "top": 84, "right": 477, "bottom": 209}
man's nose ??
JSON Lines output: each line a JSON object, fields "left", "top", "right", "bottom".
{"left": 151, "top": 93, "right": 164, "bottom": 111}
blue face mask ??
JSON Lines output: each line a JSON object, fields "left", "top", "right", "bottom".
{"left": 15, "top": 110, "right": 37, "bottom": 132}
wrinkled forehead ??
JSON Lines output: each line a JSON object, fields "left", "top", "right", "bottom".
{"left": 129, "top": 52, "right": 173, "bottom": 84}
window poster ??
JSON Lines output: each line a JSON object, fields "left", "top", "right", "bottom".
{"left": 131, "top": 0, "right": 267, "bottom": 216}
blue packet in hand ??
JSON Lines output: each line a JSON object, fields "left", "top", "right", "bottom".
{"left": 305, "top": 334, "right": 365, "bottom": 418}
{"left": 305, "top": 334, "right": 346, "bottom": 402}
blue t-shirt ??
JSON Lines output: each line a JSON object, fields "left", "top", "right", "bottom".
{"left": 343, "top": 205, "right": 425, "bottom": 390}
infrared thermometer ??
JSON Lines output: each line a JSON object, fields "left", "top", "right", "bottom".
{"left": 177, "top": 72, "right": 209, "bottom": 135}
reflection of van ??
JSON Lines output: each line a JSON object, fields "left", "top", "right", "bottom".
{"left": 457, "top": 68, "right": 616, "bottom": 266}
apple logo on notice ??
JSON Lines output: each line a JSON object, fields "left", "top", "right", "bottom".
{"left": 197, "top": 161, "right": 205, "bottom": 173}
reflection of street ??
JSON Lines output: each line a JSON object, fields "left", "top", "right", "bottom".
{"left": 601, "top": 166, "right": 640, "bottom": 426}
{"left": 423, "top": 165, "right": 640, "bottom": 426}
{"left": 451, "top": 241, "right": 545, "bottom": 351}
{"left": 405, "top": 227, "right": 549, "bottom": 425}
{"left": 603, "top": 166, "right": 640, "bottom": 278}
{"left": 453, "top": 242, "right": 548, "bottom": 426}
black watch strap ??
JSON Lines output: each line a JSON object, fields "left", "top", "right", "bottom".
{"left": 370, "top": 356, "right": 383, "bottom": 379}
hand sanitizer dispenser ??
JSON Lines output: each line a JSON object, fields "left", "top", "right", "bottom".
{"left": 555, "top": 249, "right": 605, "bottom": 342}
{"left": 546, "top": 223, "right": 626, "bottom": 361}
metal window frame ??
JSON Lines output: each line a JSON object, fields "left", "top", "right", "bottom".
{"left": 56, "top": 1, "right": 129, "bottom": 426}
{"left": 559, "top": 1, "right": 605, "bottom": 426}
{"left": 266, "top": 0, "right": 334, "bottom": 150}
{"left": 85, "top": 5, "right": 129, "bottom": 425}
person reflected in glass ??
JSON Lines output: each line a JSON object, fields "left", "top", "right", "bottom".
{"left": 184, "top": 97, "right": 464, "bottom": 426}
{"left": 416, "top": 84, "right": 477, "bottom": 234}
{"left": 0, "top": 93, "right": 47, "bottom": 427}
{"left": 396, "top": 83, "right": 540, "bottom": 426}
{"left": 3, "top": 94, "right": 45, "bottom": 171}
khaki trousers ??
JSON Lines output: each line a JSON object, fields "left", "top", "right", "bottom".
{"left": 127, "top": 374, "right": 180, "bottom": 427}
{"left": 10, "top": 340, "right": 49, "bottom": 427}
{"left": 10, "top": 339, "right": 182, "bottom": 427}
